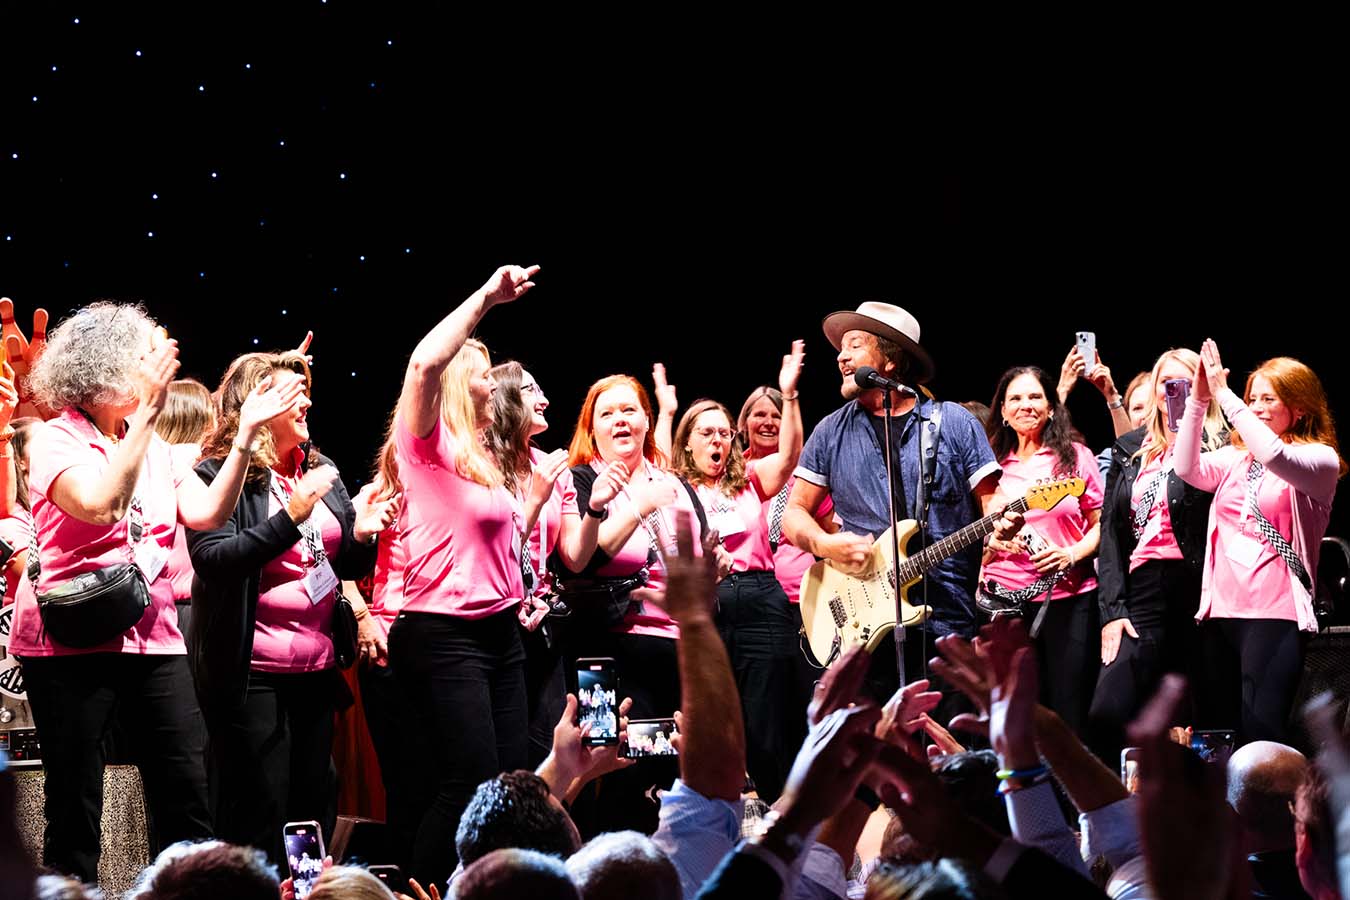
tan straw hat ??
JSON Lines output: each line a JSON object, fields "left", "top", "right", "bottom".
{"left": 821, "top": 301, "right": 935, "bottom": 384}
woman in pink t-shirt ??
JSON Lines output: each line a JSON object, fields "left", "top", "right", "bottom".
{"left": 153, "top": 378, "right": 215, "bottom": 639}
{"left": 10, "top": 302, "right": 305, "bottom": 883}
{"left": 670, "top": 344, "right": 804, "bottom": 803}
{"left": 559, "top": 372, "right": 713, "bottom": 835}
{"left": 1089, "top": 348, "right": 1227, "bottom": 756}
{"left": 187, "top": 351, "right": 392, "bottom": 865}
{"left": 385, "top": 264, "right": 550, "bottom": 888}
{"left": 980, "top": 365, "right": 1104, "bottom": 742}
{"left": 1177, "top": 341, "right": 1346, "bottom": 744}
{"left": 486, "top": 361, "right": 621, "bottom": 770}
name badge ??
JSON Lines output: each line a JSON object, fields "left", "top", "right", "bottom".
{"left": 303, "top": 558, "right": 340, "bottom": 606}
{"left": 134, "top": 542, "right": 170, "bottom": 583}
{"left": 707, "top": 508, "right": 746, "bottom": 539}
{"left": 1224, "top": 532, "right": 1264, "bottom": 569}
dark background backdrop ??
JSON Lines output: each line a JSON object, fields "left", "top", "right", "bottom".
{"left": 2, "top": 6, "right": 1344, "bottom": 532}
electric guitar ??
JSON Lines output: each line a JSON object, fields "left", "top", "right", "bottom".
{"left": 799, "top": 477, "right": 1086, "bottom": 666}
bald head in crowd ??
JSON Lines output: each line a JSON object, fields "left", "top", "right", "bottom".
{"left": 1227, "top": 741, "right": 1309, "bottom": 853}
{"left": 452, "top": 848, "right": 579, "bottom": 900}
{"left": 564, "top": 831, "right": 680, "bottom": 900}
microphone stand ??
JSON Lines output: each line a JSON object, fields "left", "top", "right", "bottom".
{"left": 881, "top": 386, "right": 907, "bottom": 687}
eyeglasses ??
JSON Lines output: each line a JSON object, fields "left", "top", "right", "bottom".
{"left": 694, "top": 427, "right": 734, "bottom": 440}
{"left": 521, "top": 382, "right": 542, "bottom": 396}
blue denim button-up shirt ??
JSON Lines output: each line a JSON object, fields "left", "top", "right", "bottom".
{"left": 795, "top": 396, "right": 1001, "bottom": 638}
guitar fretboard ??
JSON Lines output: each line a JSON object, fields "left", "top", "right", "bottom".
{"left": 895, "top": 496, "right": 1032, "bottom": 584}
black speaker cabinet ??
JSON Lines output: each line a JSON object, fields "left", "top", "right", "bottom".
{"left": 1289, "top": 626, "right": 1350, "bottom": 753}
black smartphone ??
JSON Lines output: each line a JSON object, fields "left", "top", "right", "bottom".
{"left": 368, "top": 865, "right": 405, "bottom": 892}
{"left": 1164, "top": 378, "right": 1190, "bottom": 432}
{"left": 0, "top": 536, "right": 15, "bottom": 568}
{"left": 575, "top": 657, "right": 619, "bottom": 746}
{"left": 1191, "top": 729, "right": 1237, "bottom": 765}
{"left": 625, "top": 717, "right": 679, "bottom": 759}
{"left": 282, "top": 820, "right": 326, "bottom": 899}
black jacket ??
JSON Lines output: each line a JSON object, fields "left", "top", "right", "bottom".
{"left": 185, "top": 452, "right": 376, "bottom": 712}
{"left": 1097, "top": 426, "right": 1215, "bottom": 623}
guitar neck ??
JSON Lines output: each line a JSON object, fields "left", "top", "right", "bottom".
{"left": 896, "top": 497, "right": 1030, "bottom": 583}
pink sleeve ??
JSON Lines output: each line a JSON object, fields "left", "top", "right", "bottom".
{"left": 557, "top": 467, "right": 578, "bottom": 516}
{"left": 1219, "top": 390, "right": 1341, "bottom": 504}
{"left": 395, "top": 414, "right": 453, "bottom": 468}
{"left": 27, "top": 419, "right": 90, "bottom": 498}
{"left": 1174, "top": 395, "right": 1226, "bottom": 491}
{"left": 747, "top": 461, "right": 771, "bottom": 502}
{"left": 167, "top": 440, "right": 199, "bottom": 489}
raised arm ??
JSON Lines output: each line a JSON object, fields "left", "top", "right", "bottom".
{"left": 651, "top": 363, "right": 677, "bottom": 461}
{"left": 398, "top": 265, "right": 539, "bottom": 440}
{"left": 749, "top": 340, "right": 805, "bottom": 497}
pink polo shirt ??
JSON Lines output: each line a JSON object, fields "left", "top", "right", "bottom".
{"left": 10, "top": 407, "right": 186, "bottom": 657}
{"left": 166, "top": 443, "right": 203, "bottom": 602}
{"left": 368, "top": 505, "right": 407, "bottom": 639}
{"left": 1127, "top": 440, "right": 1184, "bottom": 573}
{"left": 1204, "top": 458, "right": 1301, "bottom": 622}
{"left": 394, "top": 416, "right": 524, "bottom": 619}
{"left": 250, "top": 471, "right": 343, "bottom": 673}
{"left": 0, "top": 509, "right": 34, "bottom": 607}
{"left": 980, "top": 443, "right": 1104, "bottom": 602}
{"left": 695, "top": 463, "right": 775, "bottom": 574}
{"left": 530, "top": 447, "right": 576, "bottom": 597}
{"left": 590, "top": 461, "right": 706, "bottom": 640}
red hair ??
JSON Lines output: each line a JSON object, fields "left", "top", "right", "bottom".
{"left": 567, "top": 374, "right": 667, "bottom": 468}
{"left": 1238, "top": 357, "right": 1348, "bottom": 477}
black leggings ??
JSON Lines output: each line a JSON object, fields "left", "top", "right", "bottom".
{"left": 1090, "top": 560, "right": 1201, "bottom": 758}
{"left": 388, "top": 609, "right": 527, "bottom": 888}
{"left": 1196, "top": 617, "right": 1306, "bottom": 745}
{"left": 21, "top": 653, "right": 211, "bottom": 883}
{"left": 715, "top": 570, "right": 807, "bottom": 802}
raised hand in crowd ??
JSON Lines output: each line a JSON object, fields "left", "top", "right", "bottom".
{"left": 294, "top": 330, "right": 314, "bottom": 366}
{"left": 1128, "top": 674, "right": 1246, "bottom": 900}
{"left": 536, "top": 692, "right": 635, "bottom": 804}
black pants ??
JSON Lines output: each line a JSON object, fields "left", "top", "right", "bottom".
{"left": 21, "top": 653, "right": 211, "bottom": 883}
{"left": 388, "top": 609, "right": 527, "bottom": 888}
{"left": 203, "top": 669, "right": 338, "bottom": 867}
{"left": 1029, "top": 592, "right": 1101, "bottom": 749}
{"left": 715, "top": 570, "right": 807, "bottom": 802}
{"left": 1196, "top": 618, "right": 1306, "bottom": 745}
{"left": 522, "top": 621, "right": 566, "bottom": 769}
{"left": 358, "top": 659, "right": 430, "bottom": 874}
{"left": 1090, "top": 560, "right": 1201, "bottom": 759}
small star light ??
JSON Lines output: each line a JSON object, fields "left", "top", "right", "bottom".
{"left": 339, "top": 172, "right": 347, "bottom": 180}
{"left": 259, "top": 219, "right": 266, "bottom": 226}
{"left": 5, "top": 236, "right": 11, "bottom": 242}
{"left": 210, "top": 171, "right": 218, "bottom": 179}
{"left": 73, "top": 17, "right": 79, "bottom": 23}
{"left": 199, "top": 272, "right": 206, "bottom": 278}
{"left": 404, "top": 247, "right": 411, "bottom": 254}
{"left": 152, "top": 192, "right": 159, "bottom": 199}
{"left": 252, "top": 338, "right": 260, "bottom": 345}
{"left": 358, "top": 255, "right": 365, "bottom": 262}
{"left": 245, "top": 63, "right": 252, "bottom": 70}
{"left": 10, "top": 153, "right": 16, "bottom": 160}
{"left": 32, "top": 96, "right": 38, "bottom": 103}
{"left": 279, "top": 140, "right": 286, "bottom": 147}
{"left": 135, "top": 50, "right": 143, "bottom": 57}
{"left": 147, "top": 231, "right": 154, "bottom": 237}
{"left": 51, "top": 65, "right": 58, "bottom": 71}
{"left": 197, "top": 85, "right": 205, "bottom": 92}
{"left": 332, "top": 287, "right": 339, "bottom": 293}
{"left": 282, "top": 309, "right": 288, "bottom": 315}
{"left": 386, "top": 39, "right": 393, "bottom": 46}
{"left": 351, "top": 371, "right": 356, "bottom": 377}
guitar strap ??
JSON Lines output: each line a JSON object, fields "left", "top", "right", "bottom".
{"left": 913, "top": 400, "right": 944, "bottom": 524}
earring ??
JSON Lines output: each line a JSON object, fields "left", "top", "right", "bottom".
{"left": 1002, "top": 418, "right": 1009, "bottom": 428}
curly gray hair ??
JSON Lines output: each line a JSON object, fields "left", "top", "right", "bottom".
{"left": 28, "top": 302, "right": 156, "bottom": 411}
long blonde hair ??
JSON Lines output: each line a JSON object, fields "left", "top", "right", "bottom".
{"left": 436, "top": 338, "right": 503, "bottom": 488}
{"left": 1136, "top": 348, "right": 1227, "bottom": 468}
{"left": 1235, "top": 357, "right": 1348, "bottom": 477}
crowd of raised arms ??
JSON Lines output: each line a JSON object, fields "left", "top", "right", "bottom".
{"left": 0, "top": 268, "right": 1347, "bottom": 900}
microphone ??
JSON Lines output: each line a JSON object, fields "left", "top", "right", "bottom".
{"left": 854, "top": 366, "right": 917, "bottom": 396}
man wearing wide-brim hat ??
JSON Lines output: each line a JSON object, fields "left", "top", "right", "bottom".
{"left": 783, "top": 301, "right": 1022, "bottom": 699}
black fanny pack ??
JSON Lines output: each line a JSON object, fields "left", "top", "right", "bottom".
{"left": 36, "top": 563, "right": 152, "bottom": 649}
{"left": 552, "top": 569, "right": 651, "bottom": 629}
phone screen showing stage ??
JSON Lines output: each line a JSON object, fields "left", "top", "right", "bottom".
{"left": 576, "top": 659, "right": 618, "bottom": 746}
{"left": 284, "top": 823, "right": 324, "bottom": 899}
{"left": 625, "top": 718, "right": 679, "bottom": 758}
